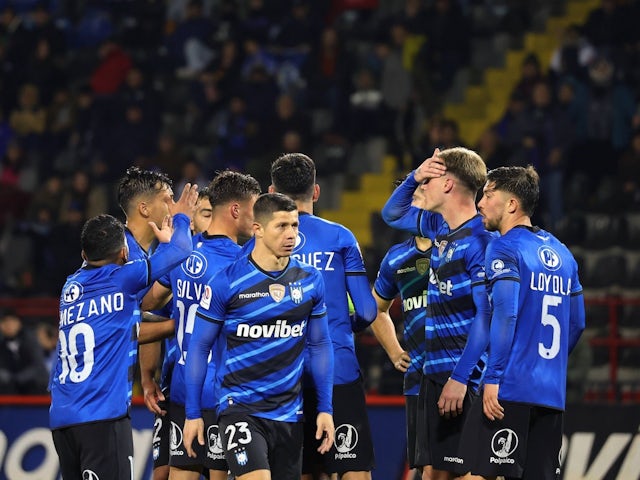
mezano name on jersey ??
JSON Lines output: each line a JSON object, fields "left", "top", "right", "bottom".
{"left": 59, "top": 293, "right": 124, "bottom": 326}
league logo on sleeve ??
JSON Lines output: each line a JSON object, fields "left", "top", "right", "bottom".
{"left": 200, "top": 284, "right": 212, "bottom": 309}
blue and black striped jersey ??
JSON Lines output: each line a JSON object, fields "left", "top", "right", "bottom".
{"left": 374, "top": 238, "right": 431, "bottom": 395}
{"left": 196, "top": 255, "right": 327, "bottom": 422}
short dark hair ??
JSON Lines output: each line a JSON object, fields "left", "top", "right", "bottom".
{"left": 117, "top": 166, "right": 173, "bottom": 216}
{"left": 253, "top": 193, "right": 297, "bottom": 224}
{"left": 81, "top": 214, "right": 126, "bottom": 261}
{"left": 270, "top": 153, "right": 315, "bottom": 201}
{"left": 487, "top": 165, "right": 540, "bottom": 217}
{"left": 207, "top": 170, "right": 261, "bottom": 207}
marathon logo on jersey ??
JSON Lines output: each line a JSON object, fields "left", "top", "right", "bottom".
{"left": 538, "top": 246, "right": 562, "bottom": 271}
{"left": 169, "top": 421, "right": 184, "bottom": 456}
{"left": 62, "top": 281, "right": 83, "bottom": 304}
{"left": 181, "top": 251, "right": 208, "bottom": 278}
{"left": 269, "top": 284, "right": 286, "bottom": 302}
{"left": 236, "top": 319, "right": 306, "bottom": 338}
{"left": 334, "top": 424, "right": 358, "bottom": 460}
{"left": 490, "top": 429, "right": 518, "bottom": 464}
{"left": 289, "top": 282, "right": 303, "bottom": 304}
{"left": 200, "top": 284, "right": 212, "bottom": 309}
{"left": 207, "top": 425, "right": 225, "bottom": 460}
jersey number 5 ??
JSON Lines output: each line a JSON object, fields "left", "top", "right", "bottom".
{"left": 539, "top": 294, "right": 562, "bottom": 360}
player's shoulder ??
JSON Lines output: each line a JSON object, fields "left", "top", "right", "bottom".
{"left": 303, "top": 213, "right": 355, "bottom": 239}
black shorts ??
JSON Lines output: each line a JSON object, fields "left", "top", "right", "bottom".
{"left": 406, "top": 394, "right": 427, "bottom": 469}
{"left": 302, "top": 377, "right": 375, "bottom": 475}
{"left": 219, "top": 412, "right": 303, "bottom": 479}
{"left": 418, "top": 376, "right": 477, "bottom": 474}
{"left": 459, "top": 399, "right": 563, "bottom": 480}
{"left": 168, "top": 401, "right": 227, "bottom": 472}
{"left": 53, "top": 416, "right": 134, "bottom": 480}
{"left": 152, "top": 404, "right": 170, "bottom": 470}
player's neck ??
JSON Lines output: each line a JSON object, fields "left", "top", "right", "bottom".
{"left": 415, "top": 236, "right": 431, "bottom": 251}
{"left": 501, "top": 215, "right": 533, "bottom": 235}
{"left": 206, "top": 218, "right": 238, "bottom": 243}
{"left": 126, "top": 218, "right": 155, "bottom": 251}
{"left": 251, "top": 245, "right": 289, "bottom": 272}
{"left": 295, "top": 199, "right": 313, "bottom": 215}
{"left": 441, "top": 198, "right": 478, "bottom": 230}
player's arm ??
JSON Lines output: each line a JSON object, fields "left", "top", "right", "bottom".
{"left": 370, "top": 290, "right": 410, "bottom": 372}
{"left": 183, "top": 309, "right": 222, "bottom": 458}
{"left": 347, "top": 274, "right": 377, "bottom": 332}
{"left": 381, "top": 173, "right": 423, "bottom": 235}
{"left": 568, "top": 262, "right": 586, "bottom": 353}
{"left": 139, "top": 341, "right": 165, "bottom": 415}
{"left": 141, "top": 280, "right": 172, "bottom": 311}
{"left": 307, "top": 273, "right": 335, "bottom": 453}
{"left": 483, "top": 278, "right": 519, "bottom": 421}
{"left": 568, "top": 292, "right": 586, "bottom": 353}
{"left": 138, "top": 312, "right": 175, "bottom": 344}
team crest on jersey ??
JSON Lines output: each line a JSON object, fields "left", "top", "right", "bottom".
{"left": 82, "top": 470, "right": 100, "bottom": 480}
{"left": 181, "top": 251, "right": 208, "bottom": 279}
{"left": 289, "top": 282, "right": 304, "bottom": 304}
{"left": 269, "top": 284, "right": 286, "bottom": 302}
{"left": 437, "top": 240, "right": 448, "bottom": 256}
{"left": 235, "top": 448, "right": 249, "bottom": 466}
{"left": 538, "top": 246, "right": 562, "bottom": 271}
{"left": 415, "top": 258, "right": 428, "bottom": 275}
{"left": 62, "top": 281, "right": 83, "bottom": 304}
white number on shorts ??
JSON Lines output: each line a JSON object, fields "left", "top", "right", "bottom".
{"left": 539, "top": 294, "right": 562, "bottom": 360}
{"left": 58, "top": 323, "right": 95, "bottom": 383}
{"left": 225, "top": 422, "right": 252, "bottom": 450}
{"left": 153, "top": 417, "right": 162, "bottom": 445}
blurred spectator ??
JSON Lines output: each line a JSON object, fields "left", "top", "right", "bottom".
{"left": 46, "top": 87, "right": 77, "bottom": 172}
{"left": 166, "top": 0, "right": 216, "bottom": 76}
{"left": 212, "top": 95, "right": 253, "bottom": 172}
{"left": 9, "top": 83, "right": 47, "bottom": 150}
{"left": 175, "top": 157, "right": 208, "bottom": 194}
{"left": 549, "top": 24, "right": 596, "bottom": 83}
{"left": 347, "top": 68, "right": 389, "bottom": 141}
{"left": 58, "top": 170, "right": 108, "bottom": 225}
{"left": 36, "top": 321, "right": 58, "bottom": 374}
{"left": 264, "top": 93, "right": 311, "bottom": 153}
{"left": 89, "top": 38, "right": 133, "bottom": 95}
{"left": 582, "top": 0, "right": 631, "bottom": 51}
{"left": 476, "top": 127, "right": 511, "bottom": 171}
{"left": 511, "top": 52, "right": 545, "bottom": 105}
{"left": 145, "top": 131, "right": 189, "bottom": 181}
{"left": 418, "top": 0, "right": 470, "bottom": 93}
{"left": 301, "top": 25, "right": 352, "bottom": 118}
{"left": 618, "top": 129, "right": 640, "bottom": 208}
{"left": 0, "top": 309, "right": 49, "bottom": 394}
{"left": 25, "top": 37, "right": 66, "bottom": 106}
{"left": 0, "top": 139, "right": 37, "bottom": 193}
